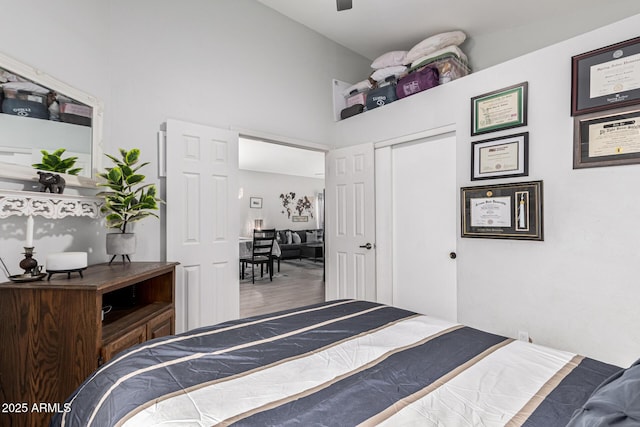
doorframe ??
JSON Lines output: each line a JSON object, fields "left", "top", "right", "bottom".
{"left": 234, "top": 128, "right": 331, "bottom": 153}
{"left": 234, "top": 127, "right": 331, "bottom": 302}
{"left": 374, "top": 124, "right": 456, "bottom": 306}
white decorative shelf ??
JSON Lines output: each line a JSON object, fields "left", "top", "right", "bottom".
{"left": 0, "top": 189, "right": 102, "bottom": 219}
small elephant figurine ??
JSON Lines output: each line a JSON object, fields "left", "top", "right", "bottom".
{"left": 37, "top": 171, "right": 66, "bottom": 194}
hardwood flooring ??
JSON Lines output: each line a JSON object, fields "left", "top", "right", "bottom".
{"left": 240, "top": 259, "right": 325, "bottom": 318}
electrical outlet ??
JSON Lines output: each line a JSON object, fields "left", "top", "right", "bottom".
{"left": 517, "top": 330, "right": 529, "bottom": 342}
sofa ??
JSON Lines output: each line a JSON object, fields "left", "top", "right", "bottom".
{"left": 275, "top": 229, "right": 324, "bottom": 262}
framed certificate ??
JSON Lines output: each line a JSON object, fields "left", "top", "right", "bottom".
{"left": 571, "top": 36, "right": 640, "bottom": 116}
{"left": 471, "top": 82, "right": 528, "bottom": 136}
{"left": 573, "top": 106, "right": 640, "bottom": 168}
{"left": 461, "top": 181, "right": 543, "bottom": 240}
{"left": 471, "top": 132, "right": 528, "bottom": 180}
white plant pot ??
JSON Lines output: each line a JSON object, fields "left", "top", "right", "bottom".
{"left": 106, "top": 233, "right": 136, "bottom": 256}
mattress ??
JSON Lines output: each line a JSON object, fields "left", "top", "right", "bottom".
{"left": 52, "top": 300, "right": 622, "bottom": 426}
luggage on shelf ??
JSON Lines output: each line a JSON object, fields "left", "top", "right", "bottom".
{"left": 396, "top": 66, "right": 439, "bottom": 99}
{"left": 340, "top": 104, "right": 364, "bottom": 120}
{"left": 366, "top": 77, "right": 397, "bottom": 110}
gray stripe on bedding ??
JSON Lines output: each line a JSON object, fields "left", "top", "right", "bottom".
{"left": 506, "top": 355, "right": 585, "bottom": 427}
{"left": 218, "top": 324, "right": 465, "bottom": 426}
{"left": 58, "top": 300, "right": 417, "bottom": 427}
{"left": 360, "top": 338, "right": 513, "bottom": 427}
{"left": 122, "top": 313, "right": 426, "bottom": 426}
{"left": 521, "top": 356, "right": 622, "bottom": 427}
{"left": 233, "top": 327, "right": 509, "bottom": 427}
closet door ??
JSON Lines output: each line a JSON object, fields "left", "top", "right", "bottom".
{"left": 391, "top": 133, "right": 457, "bottom": 321}
{"left": 166, "top": 119, "right": 239, "bottom": 332}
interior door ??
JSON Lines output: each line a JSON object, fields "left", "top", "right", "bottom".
{"left": 166, "top": 119, "right": 239, "bottom": 332}
{"left": 392, "top": 134, "right": 457, "bottom": 321}
{"left": 325, "top": 143, "right": 376, "bottom": 301}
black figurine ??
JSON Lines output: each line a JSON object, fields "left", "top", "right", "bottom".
{"left": 37, "top": 171, "right": 66, "bottom": 194}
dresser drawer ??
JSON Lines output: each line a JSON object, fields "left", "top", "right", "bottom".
{"left": 101, "top": 324, "right": 146, "bottom": 363}
{"left": 147, "top": 308, "right": 175, "bottom": 340}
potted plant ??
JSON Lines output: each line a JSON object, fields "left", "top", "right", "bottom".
{"left": 97, "top": 148, "right": 162, "bottom": 263}
{"left": 32, "top": 148, "right": 82, "bottom": 175}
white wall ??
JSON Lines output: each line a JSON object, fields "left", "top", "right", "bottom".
{"left": 0, "top": 0, "right": 369, "bottom": 268}
{"left": 336, "top": 15, "right": 640, "bottom": 367}
{"left": 464, "top": 0, "right": 640, "bottom": 71}
{"left": 105, "top": 0, "right": 368, "bottom": 261}
{"left": 0, "top": 0, "right": 110, "bottom": 270}
{"left": 239, "top": 170, "right": 324, "bottom": 236}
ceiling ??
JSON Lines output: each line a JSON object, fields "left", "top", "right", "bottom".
{"left": 243, "top": 1, "right": 640, "bottom": 178}
{"left": 239, "top": 137, "right": 325, "bottom": 179}
{"left": 257, "top": 0, "right": 640, "bottom": 68}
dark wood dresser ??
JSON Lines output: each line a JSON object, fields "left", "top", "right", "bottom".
{"left": 0, "top": 261, "right": 177, "bottom": 427}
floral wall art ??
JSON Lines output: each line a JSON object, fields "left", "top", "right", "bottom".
{"left": 238, "top": 170, "right": 324, "bottom": 235}
{"left": 280, "top": 192, "right": 314, "bottom": 222}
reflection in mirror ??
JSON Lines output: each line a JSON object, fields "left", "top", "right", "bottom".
{"left": 0, "top": 51, "right": 102, "bottom": 188}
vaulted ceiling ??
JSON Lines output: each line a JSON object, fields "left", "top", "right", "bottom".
{"left": 257, "top": 0, "right": 640, "bottom": 70}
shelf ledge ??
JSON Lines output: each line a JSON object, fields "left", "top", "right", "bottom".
{"left": 0, "top": 189, "right": 102, "bottom": 219}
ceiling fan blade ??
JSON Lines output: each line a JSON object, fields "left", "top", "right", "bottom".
{"left": 337, "top": 0, "right": 352, "bottom": 11}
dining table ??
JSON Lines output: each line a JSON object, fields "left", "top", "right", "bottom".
{"left": 239, "top": 237, "right": 282, "bottom": 258}
{"left": 239, "top": 237, "right": 282, "bottom": 280}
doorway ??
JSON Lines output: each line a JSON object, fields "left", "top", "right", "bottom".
{"left": 238, "top": 136, "right": 326, "bottom": 317}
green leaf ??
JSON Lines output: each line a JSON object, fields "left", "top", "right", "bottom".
{"left": 52, "top": 148, "right": 66, "bottom": 157}
{"left": 121, "top": 165, "right": 133, "bottom": 178}
{"left": 67, "top": 168, "right": 82, "bottom": 176}
{"left": 32, "top": 163, "right": 50, "bottom": 170}
{"left": 105, "top": 153, "right": 122, "bottom": 165}
{"left": 126, "top": 174, "right": 145, "bottom": 186}
{"left": 99, "top": 148, "right": 164, "bottom": 231}
{"left": 107, "top": 167, "right": 123, "bottom": 183}
{"left": 125, "top": 148, "right": 140, "bottom": 166}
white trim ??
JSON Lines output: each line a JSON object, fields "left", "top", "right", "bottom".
{"left": 233, "top": 127, "right": 331, "bottom": 152}
{"left": 373, "top": 124, "right": 456, "bottom": 149}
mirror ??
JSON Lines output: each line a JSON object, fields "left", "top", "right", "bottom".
{"left": 0, "top": 51, "right": 103, "bottom": 188}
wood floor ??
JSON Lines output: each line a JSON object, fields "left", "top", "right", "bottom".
{"left": 240, "top": 259, "right": 325, "bottom": 318}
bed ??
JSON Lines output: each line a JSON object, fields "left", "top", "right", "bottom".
{"left": 52, "top": 300, "right": 638, "bottom": 426}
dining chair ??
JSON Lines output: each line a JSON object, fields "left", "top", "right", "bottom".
{"left": 240, "top": 228, "right": 276, "bottom": 283}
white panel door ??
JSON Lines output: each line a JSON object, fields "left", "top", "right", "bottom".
{"left": 325, "top": 143, "right": 375, "bottom": 301}
{"left": 166, "top": 119, "right": 239, "bottom": 332}
{"left": 392, "top": 134, "right": 457, "bottom": 321}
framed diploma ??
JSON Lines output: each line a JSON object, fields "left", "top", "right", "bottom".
{"left": 461, "top": 181, "right": 543, "bottom": 240}
{"left": 471, "top": 132, "right": 528, "bottom": 180}
{"left": 573, "top": 106, "right": 640, "bottom": 168}
{"left": 471, "top": 82, "right": 528, "bottom": 136}
{"left": 571, "top": 36, "right": 640, "bottom": 116}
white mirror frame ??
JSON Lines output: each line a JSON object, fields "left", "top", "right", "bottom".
{"left": 0, "top": 51, "right": 103, "bottom": 189}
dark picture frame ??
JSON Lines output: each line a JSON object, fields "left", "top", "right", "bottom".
{"left": 571, "top": 36, "right": 640, "bottom": 116}
{"left": 471, "top": 82, "right": 528, "bottom": 136}
{"left": 461, "top": 180, "right": 543, "bottom": 241}
{"left": 249, "top": 197, "right": 262, "bottom": 209}
{"left": 573, "top": 105, "right": 640, "bottom": 169}
{"left": 471, "top": 132, "right": 529, "bottom": 180}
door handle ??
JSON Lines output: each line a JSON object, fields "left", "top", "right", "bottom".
{"left": 359, "top": 243, "right": 373, "bottom": 250}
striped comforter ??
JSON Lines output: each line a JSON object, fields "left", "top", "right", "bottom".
{"left": 52, "top": 300, "right": 619, "bottom": 426}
